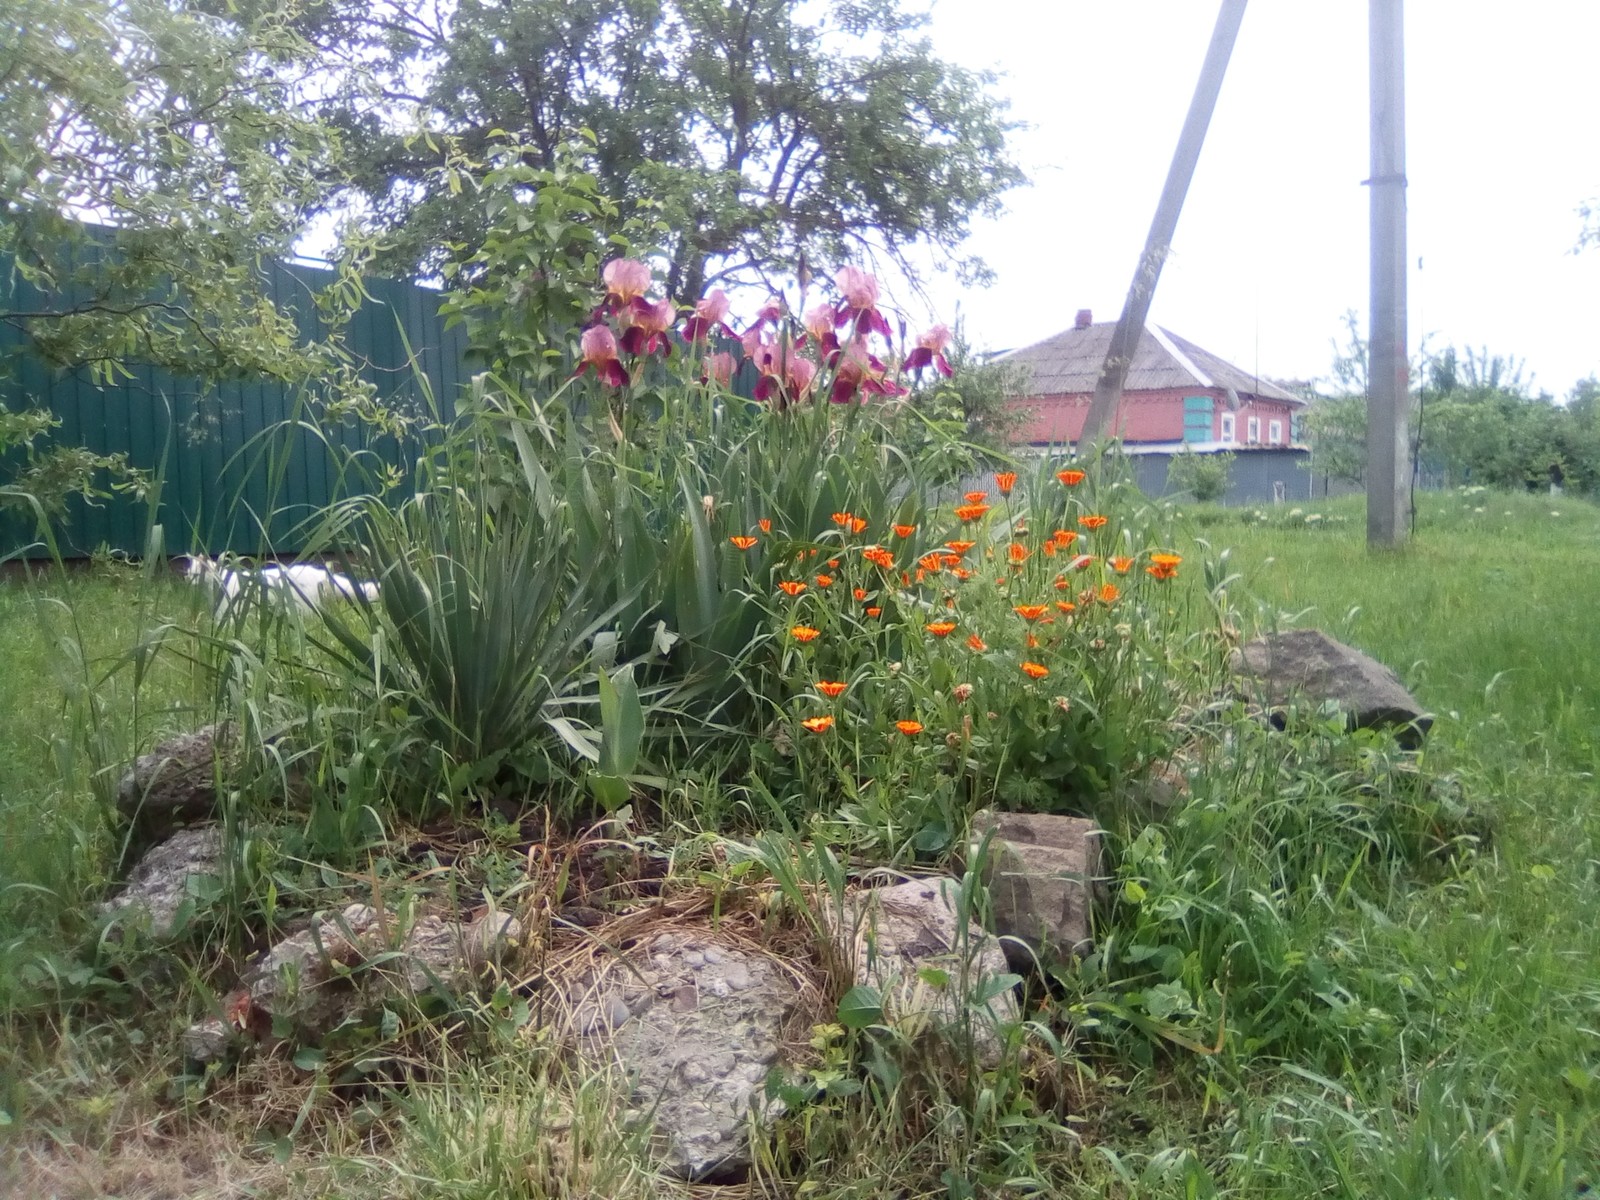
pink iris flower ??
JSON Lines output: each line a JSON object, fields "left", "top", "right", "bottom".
{"left": 702, "top": 350, "right": 738, "bottom": 387}
{"left": 681, "top": 289, "right": 734, "bottom": 342}
{"left": 602, "top": 259, "right": 652, "bottom": 307}
{"left": 802, "top": 303, "right": 842, "bottom": 364}
{"left": 829, "top": 340, "right": 907, "bottom": 404}
{"left": 904, "top": 324, "right": 954, "bottom": 377}
{"left": 833, "top": 266, "right": 893, "bottom": 340}
{"left": 754, "top": 342, "right": 817, "bottom": 406}
{"left": 620, "top": 297, "right": 676, "bottom": 357}
{"left": 575, "top": 325, "right": 630, "bottom": 388}
{"left": 741, "top": 295, "right": 784, "bottom": 337}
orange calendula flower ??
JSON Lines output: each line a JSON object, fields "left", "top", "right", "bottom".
{"left": 1042, "top": 540, "right": 1057, "bottom": 558}
{"left": 1078, "top": 514, "right": 1108, "bottom": 530}
{"left": 1014, "top": 604, "right": 1048, "bottom": 621}
{"left": 1008, "top": 543, "right": 1030, "bottom": 563}
{"left": 729, "top": 535, "right": 758, "bottom": 549}
{"left": 955, "top": 503, "right": 991, "bottom": 522}
{"left": 832, "top": 511, "right": 854, "bottom": 527}
{"left": 1056, "top": 469, "right": 1086, "bottom": 487}
{"left": 1056, "top": 600, "right": 1077, "bottom": 613}
{"left": 1021, "top": 661, "right": 1049, "bottom": 680}
{"left": 1146, "top": 552, "right": 1182, "bottom": 580}
{"left": 995, "top": 471, "right": 1018, "bottom": 495}
{"left": 853, "top": 587, "right": 869, "bottom": 601}
{"left": 1053, "top": 530, "right": 1077, "bottom": 547}
{"left": 964, "top": 491, "right": 988, "bottom": 504}
{"left": 1026, "top": 632, "right": 1040, "bottom": 648}
{"left": 966, "top": 633, "right": 987, "bottom": 652}
{"left": 895, "top": 720, "right": 924, "bottom": 736}
{"left": 926, "top": 621, "right": 957, "bottom": 638}
{"left": 919, "top": 553, "right": 945, "bottom": 572}
{"left": 1098, "top": 584, "right": 1120, "bottom": 604}
{"left": 951, "top": 567, "right": 972, "bottom": 581}
{"left": 1109, "top": 556, "right": 1134, "bottom": 574}
{"left": 828, "top": 558, "right": 840, "bottom": 568}
{"left": 759, "top": 518, "right": 773, "bottom": 533}
{"left": 791, "top": 625, "right": 821, "bottom": 641}
{"left": 865, "top": 606, "right": 882, "bottom": 617}
{"left": 815, "top": 574, "right": 835, "bottom": 588}
{"left": 946, "top": 540, "right": 975, "bottom": 554}
{"left": 850, "top": 517, "right": 867, "bottom": 534}
{"left": 941, "top": 553, "right": 963, "bottom": 568}
{"left": 861, "top": 545, "right": 895, "bottom": 569}
{"left": 778, "top": 580, "right": 807, "bottom": 596}
{"left": 802, "top": 715, "right": 835, "bottom": 733}
{"left": 816, "top": 680, "right": 848, "bottom": 698}
{"left": 893, "top": 523, "right": 916, "bottom": 538}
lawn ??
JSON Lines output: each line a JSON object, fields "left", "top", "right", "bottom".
{"left": 2, "top": 486, "right": 1598, "bottom": 1199}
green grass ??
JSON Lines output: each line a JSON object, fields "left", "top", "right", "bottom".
{"left": 4, "top": 489, "right": 1600, "bottom": 1197}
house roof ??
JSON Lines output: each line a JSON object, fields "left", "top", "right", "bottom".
{"left": 997, "top": 321, "right": 1305, "bottom": 406}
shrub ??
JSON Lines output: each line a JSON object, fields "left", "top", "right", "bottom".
{"left": 1167, "top": 447, "right": 1234, "bottom": 502}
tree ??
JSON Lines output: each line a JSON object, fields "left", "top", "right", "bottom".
{"left": 1, "top": 0, "right": 369, "bottom": 513}
{"left": 287, "top": 0, "right": 1024, "bottom": 298}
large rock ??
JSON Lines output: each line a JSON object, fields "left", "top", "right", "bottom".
{"left": 567, "top": 931, "right": 797, "bottom": 1180}
{"left": 115, "top": 723, "right": 235, "bottom": 835}
{"left": 1232, "top": 628, "right": 1431, "bottom": 747}
{"left": 99, "top": 825, "right": 224, "bottom": 938}
{"left": 184, "top": 903, "right": 522, "bottom": 1061}
{"left": 829, "top": 877, "right": 1019, "bottom": 1066}
{"left": 970, "top": 811, "right": 1101, "bottom": 966}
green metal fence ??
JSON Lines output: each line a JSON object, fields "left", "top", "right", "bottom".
{"left": 1, "top": 250, "right": 470, "bottom": 560}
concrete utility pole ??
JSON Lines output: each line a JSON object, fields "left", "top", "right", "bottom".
{"left": 1079, "top": 0, "right": 1248, "bottom": 446}
{"left": 1367, "top": 0, "right": 1411, "bottom": 546}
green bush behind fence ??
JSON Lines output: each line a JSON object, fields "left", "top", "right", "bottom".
{"left": 1, "top": 250, "right": 470, "bottom": 560}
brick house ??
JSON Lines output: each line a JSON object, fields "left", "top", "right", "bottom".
{"left": 1000, "top": 310, "right": 1305, "bottom": 450}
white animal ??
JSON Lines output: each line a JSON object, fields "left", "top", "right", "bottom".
{"left": 184, "top": 556, "right": 379, "bottom": 616}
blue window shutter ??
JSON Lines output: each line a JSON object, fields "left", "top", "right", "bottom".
{"left": 1182, "top": 395, "right": 1214, "bottom": 442}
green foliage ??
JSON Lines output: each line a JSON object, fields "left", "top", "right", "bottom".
{"left": 1, "top": 0, "right": 356, "bottom": 382}
{"left": 298, "top": 0, "right": 1024, "bottom": 293}
{"left": 1166, "top": 447, "right": 1233, "bottom": 502}
{"left": 438, "top": 135, "right": 647, "bottom": 390}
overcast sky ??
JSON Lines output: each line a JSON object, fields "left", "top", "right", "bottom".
{"left": 909, "top": 1, "right": 1599, "bottom": 397}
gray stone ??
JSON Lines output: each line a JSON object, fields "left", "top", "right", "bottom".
{"left": 570, "top": 932, "right": 797, "bottom": 1179}
{"left": 182, "top": 1017, "right": 232, "bottom": 1064}
{"left": 184, "top": 905, "right": 523, "bottom": 1052}
{"left": 970, "top": 811, "right": 1102, "bottom": 965}
{"left": 828, "top": 877, "right": 1019, "bottom": 1066}
{"left": 115, "top": 724, "right": 236, "bottom": 835}
{"left": 99, "top": 825, "right": 224, "bottom": 938}
{"left": 1232, "top": 628, "right": 1431, "bottom": 747}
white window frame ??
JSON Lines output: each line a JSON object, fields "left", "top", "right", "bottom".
{"left": 1269, "top": 419, "right": 1283, "bottom": 444}
{"left": 1220, "top": 413, "right": 1235, "bottom": 442}
{"left": 1247, "top": 416, "right": 1261, "bottom": 443}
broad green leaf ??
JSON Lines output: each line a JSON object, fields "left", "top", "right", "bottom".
{"left": 837, "top": 985, "right": 884, "bottom": 1030}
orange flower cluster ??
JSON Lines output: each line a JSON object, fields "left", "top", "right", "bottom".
{"left": 926, "top": 621, "right": 957, "bottom": 638}
{"left": 1146, "top": 552, "right": 1182, "bottom": 580}
{"left": 729, "top": 535, "right": 758, "bottom": 549}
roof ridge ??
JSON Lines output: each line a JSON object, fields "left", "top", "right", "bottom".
{"left": 1149, "top": 325, "right": 1214, "bottom": 388}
